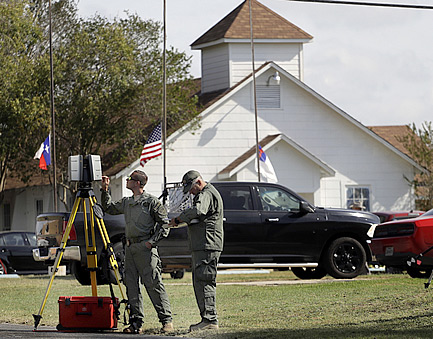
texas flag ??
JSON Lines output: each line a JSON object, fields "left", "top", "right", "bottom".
{"left": 258, "top": 145, "right": 278, "bottom": 183}
{"left": 34, "top": 135, "right": 51, "bottom": 170}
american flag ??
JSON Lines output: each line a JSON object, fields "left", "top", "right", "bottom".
{"left": 140, "top": 123, "right": 162, "bottom": 166}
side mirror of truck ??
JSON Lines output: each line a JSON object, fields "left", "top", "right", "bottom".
{"left": 300, "top": 201, "right": 315, "bottom": 214}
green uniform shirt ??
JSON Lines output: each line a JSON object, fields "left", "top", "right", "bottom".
{"left": 178, "top": 183, "right": 224, "bottom": 252}
{"left": 101, "top": 190, "right": 169, "bottom": 245}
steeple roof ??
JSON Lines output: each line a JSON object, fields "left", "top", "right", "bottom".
{"left": 191, "top": 0, "right": 312, "bottom": 48}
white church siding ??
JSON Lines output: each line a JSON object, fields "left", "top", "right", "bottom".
{"left": 2, "top": 185, "right": 66, "bottom": 232}
{"left": 229, "top": 43, "right": 304, "bottom": 85}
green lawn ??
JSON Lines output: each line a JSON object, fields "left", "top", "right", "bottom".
{"left": 1, "top": 271, "right": 433, "bottom": 338}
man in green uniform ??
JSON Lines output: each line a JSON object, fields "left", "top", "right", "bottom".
{"left": 101, "top": 170, "right": 173, "bottom": 334}
{"left": 168, "top": 170, "right": 224, "bottom": 331}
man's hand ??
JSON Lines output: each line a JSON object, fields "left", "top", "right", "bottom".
{"left": 101, "top": 175, "right": 110, "bottom": 191}
{"left": 168, "top": 218, "right": 179, "bottom": 228}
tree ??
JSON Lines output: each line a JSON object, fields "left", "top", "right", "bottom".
{"left": 400, "top": 122, "right": 433, "bottom": 210}
{"left": 53, "top": 13, "right": 198, "bottom": 157}
{"left": 0, "top": 1, "right": 51, "bottom": 202}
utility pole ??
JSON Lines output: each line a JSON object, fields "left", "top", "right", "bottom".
{"left": 249, "top": 0, "right": 260, "bottom": 181}
{"left": 49, "top": 0, "right": 58, "bottom": 211}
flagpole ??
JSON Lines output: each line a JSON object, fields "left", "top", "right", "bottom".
{"left": 249, "top": 0, "right": 260, "bottom": 182}
{"left": 162, "top": 0, "right": 167, "bottom": 201}
{"left": 49, "top": 0, "right": 58, "bottom": 211}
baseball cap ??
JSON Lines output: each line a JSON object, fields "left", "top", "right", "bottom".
{"left": 182, "top": 170, "right": 201, "bottom": 193}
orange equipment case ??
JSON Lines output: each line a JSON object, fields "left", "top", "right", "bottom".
{"left": 58, "top": 296, "right": 118, "bottom": 330}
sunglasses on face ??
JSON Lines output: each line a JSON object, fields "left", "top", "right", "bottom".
{"left": 126, "top": 176, "right": 138, "bottom": 182}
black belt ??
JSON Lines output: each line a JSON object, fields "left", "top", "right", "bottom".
{"left": 126, "top": 237, "right": 148, "bottom": 246}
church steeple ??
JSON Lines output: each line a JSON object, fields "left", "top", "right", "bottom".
{"left": 191, "top": 0, "right": 313, "bottom": 94}
{"left": 191, "top": 0, "right": 312, "bottom": 48}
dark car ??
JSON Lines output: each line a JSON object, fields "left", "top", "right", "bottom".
{"left": 369, "top": 208, "right": 433, "bottom": 278}
{"left": 33, "top": 181, "right": 379, "bottom": 283}
{"left": 372, "top": 211, "right": 424, "bottom": 224}
{"left": 0, "top": 231, "right": 47, "bottom": 275}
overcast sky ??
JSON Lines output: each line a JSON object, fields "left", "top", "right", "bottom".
{"left": 77, "top": 0, "right": 433, "bottom": 127}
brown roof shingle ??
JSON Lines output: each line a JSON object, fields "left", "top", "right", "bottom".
{"left": 368, "top": 125, "right": 413, "bottom": 157}
{"left": 5, "top": 164, "right": 51, "bottom": 190}
{"left": 191, "top": 0, "right": 313, "bottom": 47}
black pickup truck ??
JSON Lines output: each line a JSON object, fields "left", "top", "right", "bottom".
{"left": 33, "top": 181, "right": 379, "bottom": 284}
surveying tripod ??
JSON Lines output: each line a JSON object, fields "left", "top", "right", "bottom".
{"left": 33, "top": 183, "right": 128, "bottom": 330}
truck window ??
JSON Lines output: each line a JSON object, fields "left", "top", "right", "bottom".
{"left": 3, "top": 233, "right": 25, "bottom": 246}
{"left": 217, "top": 187, "right": 253, "bottom": 210}
{"left": 258, "top": 186, "right": 300, "bottom": 212}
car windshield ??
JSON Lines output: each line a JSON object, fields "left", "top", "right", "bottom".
{"left": 27, "top": 233, "right": 37, "bottom": 246}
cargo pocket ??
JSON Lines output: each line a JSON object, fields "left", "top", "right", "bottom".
{"left": 142, "top": 248, "right": 162, "bottom": 287}
{"left": 195, "top": 258, "right": 217, "bottom": 283}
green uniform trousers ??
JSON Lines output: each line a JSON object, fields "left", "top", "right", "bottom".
{"left": 191, "top": 250, "right": 221, "bottom": 323}
{"left": 124, "top": 241, "right": 172, "bottom": 326}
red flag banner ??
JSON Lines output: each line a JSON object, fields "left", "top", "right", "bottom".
{"left": 33, "top": 135, "right": 51, "bottom": 170}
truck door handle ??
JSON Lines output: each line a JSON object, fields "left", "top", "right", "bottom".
{"left": 266, "top": 218, "right": 279, "bottom": 222}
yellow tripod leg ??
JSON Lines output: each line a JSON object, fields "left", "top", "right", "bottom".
{"left": 83, "top": 199, "right": 98, "bottom": 296}
{"left": 89, "top": 203, "right": 99, "bottom": 296}
{"left": 33, "top": 196, "right": 81, "bottom": 330}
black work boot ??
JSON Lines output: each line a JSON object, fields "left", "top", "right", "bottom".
{"left": 123, "top": 321, "right": 141, "bottom": 334}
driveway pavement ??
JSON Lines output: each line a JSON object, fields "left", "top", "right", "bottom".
{"left": 0, "top": 323, "right": 193, "bottom": 338}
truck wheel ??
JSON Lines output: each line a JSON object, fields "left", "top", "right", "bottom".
{"left": 73, "top": 242, "right": 125, "bottom": 286}
{"left": 291, "top": 267, "right": 327, "bottom": 279}
{"left": 72, "top": 261, "right": 91, "bottom": 285}
{"left": 105, "top": 241, "right": 125, "bottom": 284}
{"left": 170, "top": 269, "right": 185, "bottom": 279}
{"left": 322, "top": 237, "right": 366, "bottom": 279}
